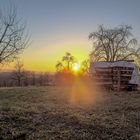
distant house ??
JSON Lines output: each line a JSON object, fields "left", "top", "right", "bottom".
{"left": 90, "top": 60, "right": 139, "bottom": 91}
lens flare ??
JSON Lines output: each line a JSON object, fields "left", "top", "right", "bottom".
{"left": 69, "top": 77, "right": 103, "bottom": 107}
{"left": 73, "top": 63, "right": 80, "bottom": 71}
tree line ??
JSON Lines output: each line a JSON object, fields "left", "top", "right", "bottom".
{"left": 0, "top": 60, "right": 54, "bottom": 87}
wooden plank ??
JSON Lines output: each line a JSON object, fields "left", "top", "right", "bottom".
{"left": 113, "top": 69, "right": 133, "bottom": 72}
{"left": 94, "top": 82, "right": 112, "bottom": 85}
{"left": 94, "top": 74, "right": 113, "bottom": 76}
{"left": 117, "top": 70, "right": 120, "bottom": 91}
{"left": 94, "top": 78, "right": 112, "bottom": 80}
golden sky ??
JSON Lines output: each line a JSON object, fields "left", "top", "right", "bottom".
{"left": 23, "top": 39, "right": 91, "bottom": 72}
{"left": 4, "top": 38, "right": 91, "bottom": 72}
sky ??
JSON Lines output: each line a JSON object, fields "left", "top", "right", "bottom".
{"left": 0, "top": 0, "right": 140, "bottom": 72}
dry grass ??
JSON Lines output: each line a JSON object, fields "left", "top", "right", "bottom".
{"left": 0, "top": 86, "right": 140, "bottom": 140}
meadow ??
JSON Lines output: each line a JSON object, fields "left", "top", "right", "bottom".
{"left": 0, "top": 85, "right": 140, "bottom": 140}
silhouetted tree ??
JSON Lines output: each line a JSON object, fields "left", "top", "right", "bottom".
{"left": 0, "top": 5, "right": 29, "bottom": 65}
{"left": 55, "top": 52, "right": 76, "bottom": 85}
{"left": 11, "top": 60, "right": 25, "bottom": 86}
{"left": 38, "top": 73, "right": 44, "bottom": 86}
{"left": 23, "top": 71, "right": 29, "bottom": 86}
{"left": 56, "top": 52, "right": 76, "bottom": 72}
{"left": 81, "top": 59, "right": 90, "bottom": 75}
{"left": 56, "top": 61, "right": 64, "bottom": 72}
{"left": 89, "top": 25, "right": 139, "bottom": 62}
{"left": 30, "top": 71, "right": 36, "bottom": 85}
{"left": 62, "top": 52, "right": 75, "bottom": 70}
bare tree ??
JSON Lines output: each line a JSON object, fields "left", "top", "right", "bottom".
{"left": 55, "top": 61, "right": 64, "bottom": 72}
{"left": 0, "top": 5, "right": 29, "bottom": 65}
{"left": 55, "top": 52, "right": 76, "bottom": 72}
{"left": 62, "top": 52, "right": 75, "bottom": 70}
{"left": 38, "top": 73, "right": 44, "bottom": 86}
{"left": 30, "top": 71, "right": 36, "bottom": 85}
{"left": 89, "top": 25, "right": 140, "bottom": 62}
{"left": 23, "top": 71, "right": 30, "bottom": 86}
{"left": 81, "top": 59, "right": 90, "bottom": 75}
{"left": 11, "top": 60, "right": 25, "bottom": 86}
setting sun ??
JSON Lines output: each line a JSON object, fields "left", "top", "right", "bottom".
{"left": 73, "top": 63, "right": 80, "bottom": 71}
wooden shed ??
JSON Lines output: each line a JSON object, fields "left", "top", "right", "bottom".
{"left": 90, "top": 60, "right": 139, "bottom": 91}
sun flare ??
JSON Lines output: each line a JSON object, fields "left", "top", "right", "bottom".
{"left": 73, "top": 63, "right": 80, "bottom": 71}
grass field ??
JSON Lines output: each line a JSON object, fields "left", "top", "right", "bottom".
{"left": 0, "top": 86, "right": 140, "bottom": 140}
